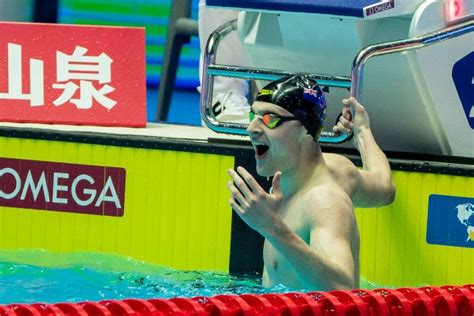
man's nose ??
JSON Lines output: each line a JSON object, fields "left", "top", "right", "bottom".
{"left": 246, "top": 116, "right": 261, "bottom": 134}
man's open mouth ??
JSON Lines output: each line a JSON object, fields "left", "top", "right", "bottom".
{"left": 255, "top": 143, "right": 270, "bottom": 157}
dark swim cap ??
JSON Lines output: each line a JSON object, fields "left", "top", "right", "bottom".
{"left": 255, "top": 75, "right": 327, "bottom": 139}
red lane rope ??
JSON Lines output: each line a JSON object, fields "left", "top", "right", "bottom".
{"left": 2, "top": 284, "right": 473, "bottom": 315}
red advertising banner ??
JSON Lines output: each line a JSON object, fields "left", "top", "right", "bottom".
{"left": 0, "top": 22, "right": 146, "bottom": 127}
{"left": 0, "top": 158, "right": 126, "bottom": 216}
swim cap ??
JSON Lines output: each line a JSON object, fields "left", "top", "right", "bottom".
{"left": 255, "top": 75, "right": 327, "bottom": 139}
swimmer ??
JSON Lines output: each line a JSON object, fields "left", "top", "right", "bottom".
{"left": 227, "top": 75, "right": 394, "bottom": 290}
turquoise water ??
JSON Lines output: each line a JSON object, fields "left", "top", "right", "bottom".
{"left": 0, "top": 250, "right": 293, "bottom": 304}
{"left": 0, "top": 250, "right": 381, "bottom": 304}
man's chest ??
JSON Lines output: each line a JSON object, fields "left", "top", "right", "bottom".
{"left": 262, "top": 206, "right": 310, "bottom": 273}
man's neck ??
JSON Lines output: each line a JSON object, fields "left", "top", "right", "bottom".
{"left": 280, "top": 145, "right": 326, "bottom": 198}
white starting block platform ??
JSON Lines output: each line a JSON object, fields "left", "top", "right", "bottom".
{"left": 202, "top": 0, "right": 474, "bottom": 157}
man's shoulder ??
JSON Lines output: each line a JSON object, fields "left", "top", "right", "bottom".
{"left": 301, "top": 184, "right": 355, "bottom": 228}
{"left": 306, "top": 182, "right": 349, "bottom": 198}
{"left": 323, "top": 152, "right": 353, "bottom": 165}
{"left": 304, "top": 184, "right": 353, "bottom": 214}
{"left": 324, "top": 153, "right": 359, "bottom": 175}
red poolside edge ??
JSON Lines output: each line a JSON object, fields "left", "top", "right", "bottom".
{"left": 2, "top": 284, "right": 473, "bottom": 315}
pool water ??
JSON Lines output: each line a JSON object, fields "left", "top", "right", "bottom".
{"left": 0, "top": 250, "right": 381, "bottom": 304}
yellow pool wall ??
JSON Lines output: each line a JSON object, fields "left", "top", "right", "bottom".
{"left": 0, "top": 135, "right": 472, "bottom": 287}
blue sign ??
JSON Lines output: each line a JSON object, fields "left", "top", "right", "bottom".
{"left": 452, "top": 52, "right": 474, "bottom": 129}
{"left": 427, "top": 194, "right": 474, "bottom": 248}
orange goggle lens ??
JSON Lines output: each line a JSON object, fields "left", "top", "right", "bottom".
{"left": 249, "top": 111, "right": 299, "bottom": 128}
{"left": 249, "top": 111, "right": 281, "bottom": 129}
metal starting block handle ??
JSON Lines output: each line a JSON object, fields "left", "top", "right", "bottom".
{"left": 201, "top": 18, "right": 474, "bottom": 144}
{"left": 200, "top": 19, "right": 353, "bottom": 143}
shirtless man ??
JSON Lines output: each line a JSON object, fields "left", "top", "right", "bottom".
{"left": 227, "top": 75, "right": 394, "bottom": 290}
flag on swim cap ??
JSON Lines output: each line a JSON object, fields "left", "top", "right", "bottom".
{"left": 255, "top": 75, "right": 327, "bottom": 139}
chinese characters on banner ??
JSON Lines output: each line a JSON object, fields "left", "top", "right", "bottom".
{"left": 0, "top": 22, "right": 146, "bottom": 127}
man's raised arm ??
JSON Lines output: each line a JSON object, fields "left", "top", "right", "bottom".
{"left": 333, "top": 97, "right": 395, "bottom": 208}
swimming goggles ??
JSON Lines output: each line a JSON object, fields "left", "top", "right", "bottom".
{"left": 249, "top": 110, "right": 299, "bottom": 129}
